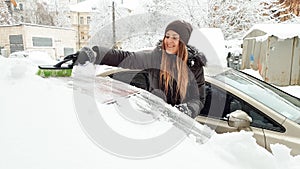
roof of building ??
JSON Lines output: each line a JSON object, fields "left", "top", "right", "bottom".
{"left": 244, "top": 24, "right": 300, "bottom": 40}
{"left": 0, "top": 23, "right": 75, "bottom": 31}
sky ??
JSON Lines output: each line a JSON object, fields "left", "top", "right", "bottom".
{"left": 1, "top": 47, "right": 300, "bottom": 168}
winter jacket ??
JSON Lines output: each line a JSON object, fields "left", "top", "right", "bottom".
{"left": 88, "top": 42, "right": 207, "bottom": 118}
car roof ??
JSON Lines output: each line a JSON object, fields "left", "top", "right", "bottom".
{"left": 203, "top": 65, "right": 231, "bottom": 77}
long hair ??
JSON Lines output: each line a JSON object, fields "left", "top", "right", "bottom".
{"left": 160, "top": 40, "right": 189, "bottom": 101}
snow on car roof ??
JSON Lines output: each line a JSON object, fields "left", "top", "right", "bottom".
{"left": 204, "top": 65, "right": 231, "bottom": 77}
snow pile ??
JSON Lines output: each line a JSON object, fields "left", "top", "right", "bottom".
{"left": 27, "top": 51, "right": 56, "bottom": 65}
{"left": 1, "top": 56, "right": 300, "bottom": 168}
{"left": 208, "top": 131, "right": 300, "bottom": 169}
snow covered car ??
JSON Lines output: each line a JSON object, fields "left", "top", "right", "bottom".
{"left": 9, "top": 51, "right": 29, "bottom": 58}
{"left": 98, "top": 66, "right": 300, "bottom": 156}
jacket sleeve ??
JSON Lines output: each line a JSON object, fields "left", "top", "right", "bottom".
{"left": 92, "top": 46, "right": 157, "bottom": 70}
{"left": 185, "top": 49, "right": 207, "bottom": 118}
{"left": 186, "top": 66, "right": 206, "bottom": 118}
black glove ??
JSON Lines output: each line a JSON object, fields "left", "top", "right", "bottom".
{"left": 175, "top": 103, "right": 192, "bottom": 117}
{"left": 75, "top": 47, "right": 96, "bottom": 65}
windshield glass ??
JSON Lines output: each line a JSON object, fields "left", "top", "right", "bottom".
{"left": 215, "top": 69, "right": 300, "bottom": 124}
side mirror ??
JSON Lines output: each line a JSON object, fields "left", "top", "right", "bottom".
{"left": 227, "top": 110, "right": 252, "bottom": 129}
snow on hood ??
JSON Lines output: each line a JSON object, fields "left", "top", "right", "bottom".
{"left": 244, "top": 24, "right": 300, "bottom": 41}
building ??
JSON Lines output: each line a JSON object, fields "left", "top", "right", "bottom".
{"left": 69, "top": 0, "right": 99, "bottom": 50}
{"left": 0, "top": 23, "right": 76, "bottom": 59}
{"left": 69, "top": 0, "right": 127, "bottom": 50}
{"left": 241, "top": 24, "right": 300, "bottom": 86}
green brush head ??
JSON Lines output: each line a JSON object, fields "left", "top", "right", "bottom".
{"left": 37, "top": 69, "right": 72, "bottom": 78}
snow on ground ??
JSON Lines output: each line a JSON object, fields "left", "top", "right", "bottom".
{"left": 1, "top": 54, "right": 300, "bottom": 168}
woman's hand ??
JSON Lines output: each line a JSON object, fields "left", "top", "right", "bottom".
{"left": 175, "top": 103, "right": 192, "bottom": 117}
{"left": 75, "top": 47, "right": 96, "bottom": 65}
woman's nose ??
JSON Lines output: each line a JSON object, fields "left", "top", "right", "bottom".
{"left": 166, "top": 37, "right": 175, "bottom": 43}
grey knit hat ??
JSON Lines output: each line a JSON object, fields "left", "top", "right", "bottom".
{"left": 165, "top": 20, "right": 193, "bottom": 44}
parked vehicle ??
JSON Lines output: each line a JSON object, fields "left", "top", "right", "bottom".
{"left": 100, "top": 66, "right": 300, "bottom": 156}
{"left": 9, "top": 51, "right": 29, "bottom": 58}
{"left": 226, "top": 50, "right": 242, "bottom": 70}
{"left": 198, "top": 67, "right": 300, "bottom": 156}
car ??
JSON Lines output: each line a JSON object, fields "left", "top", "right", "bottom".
{"left": 9, "top": 51, "right": 29, "bottom": 58}
{"left": 198, "top": 67, "right": 300, "bottom": 156}
{"left": 98, "top": 66, "right": 300, "bottom": 156}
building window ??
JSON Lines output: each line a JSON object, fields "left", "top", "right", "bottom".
{"left": 81, "top": 32, "right": 85, "bottom": 40}
{"left": 87, "top": 16, "right": 91, "bottom": 25}
{"left": 19, "top": 3, "right": 23, "bottom": 11}
{"left": 64, "top": 47, "right": 74, "bottom": 56}
{"left": 32, "top": 37, "right": 53, "bottom": 47}
{"left": 80, "top": 17, "right": 84, "bottom": 25}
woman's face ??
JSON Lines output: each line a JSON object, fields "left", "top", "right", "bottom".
{"left": 164, "top": 30, "right": 180, "bottom": 54}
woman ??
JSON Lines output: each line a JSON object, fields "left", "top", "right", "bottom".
{"left": 77, "top": 20, "right": 207, "bottom": 118}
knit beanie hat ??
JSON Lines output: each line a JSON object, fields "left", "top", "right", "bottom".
{"left": 165, "top": 20, "right": 193, "bottom": 45}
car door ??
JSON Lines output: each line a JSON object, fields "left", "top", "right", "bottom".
{"left": 262, "top": 119, "right": 300, "bottom": 155}
{"left": 195, "top": 82, "right": 266, "bottom": 149}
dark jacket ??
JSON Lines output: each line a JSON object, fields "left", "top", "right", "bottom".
{"left": 91, "top": 42, "right": 207, "bottom": 118}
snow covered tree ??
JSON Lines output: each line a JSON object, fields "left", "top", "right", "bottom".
{"left": 19, "top": 1, "right": 53, "bottom": 25}
{"left": 89, "top": 0, "right": 112, "bottom": 36}
{"left": 47, "top": 0, "right": 71, "bottom": 27}
{"left": 35, "top": 1, "right": 54, "bottom": 25}
{"left": 89, "top": 0, "right": 135, "bottom": 47}
{"left": 279, "top": 0, "right": 300, "bottom": 16}
{"left": 140, "top": 0, "right": 208, "bottom": 28}
{"left": 207, "top": 0, "right": 279, "bottom": 40}
{"left": 0, "top": 0, "right": 15, "bottom": 25}
{"left": 89, "top": 0, "right": 300, "bottom": 44}
{"left": 15, "top": 0, "right": 70, "bottom": 27}
{"left": 269, "top": 0, "right": 300, "bottom": 22}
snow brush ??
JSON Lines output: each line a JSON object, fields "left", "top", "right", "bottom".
{"left": 37, "top": 52, "right": 78, "bottom": 78}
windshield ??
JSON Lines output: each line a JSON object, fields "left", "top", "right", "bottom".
{"left": 215, "top": 69, "right": 300, "bottom": 124}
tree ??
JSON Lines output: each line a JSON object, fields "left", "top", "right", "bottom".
{"left": 89, "top": 0, "right": 300, "bottom": 43}
{"left": 140, "top": 0, "right": 208, "bottom": 28}
{"left": 48, "top": 0, "right": 71, "bottom": 27}
{"left": 280, "top": 0, "right": 300, "bottom": 15}
{"left": 270, "top": 0, "right": 300, "bottom": 21}
{"left": 14, "top": 0, "right": 70, "bottom": 27}
{"left": 35, "top": 1, "right": 54, "bottom": 25}
{"left": 0, "top": 0, "right": 15, "bottom": 25}
{"left": 207, "top": 0, "right": 280, "bottom": 40}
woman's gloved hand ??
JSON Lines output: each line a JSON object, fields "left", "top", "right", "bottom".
{"left": 75, "top": 47, "right": 96, "bottom": 65}
{"left": 175, "top": 103, "right": 192, "bottom": 117}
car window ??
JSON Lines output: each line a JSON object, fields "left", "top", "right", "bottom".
{"left": 214, "top": 69, "right": 300, "bottom": 124}
{"left": 200, "top": 82, "right": 285, "bottom": 132}
{"left": 227, "top": 94, "right": 285, "bottom": 132}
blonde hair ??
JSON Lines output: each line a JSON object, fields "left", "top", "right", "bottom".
{"left": 160, "top": 40, "right": 189, "bottom": 101}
